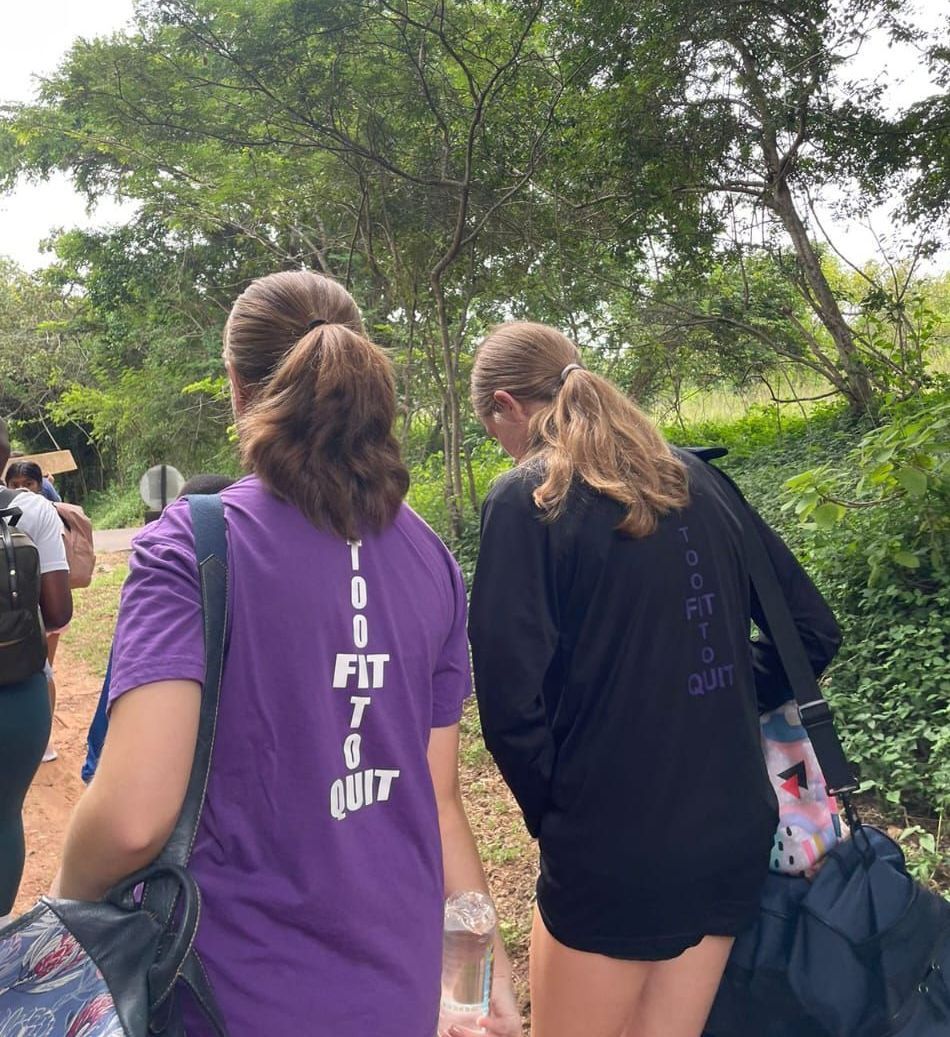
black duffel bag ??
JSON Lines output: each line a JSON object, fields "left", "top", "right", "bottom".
{"left": 707, "top": 818, "right": 950, "bottom": 1036}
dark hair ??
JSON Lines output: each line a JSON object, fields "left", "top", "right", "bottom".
{"left": 224, "top": 270, "right": 409, "bottom": 541}
{"left": 180, "top": 474, "right": 236, "bottom": 497}
{"left": 5, "top": 460, "right": 44, "bottom": 490}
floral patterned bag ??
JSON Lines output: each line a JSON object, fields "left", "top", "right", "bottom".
{"left": 0, "top": 495, "right": 229, "bottom": 1036}
{"left": 0, "top": 909, "right": 121, "bottom": 1037}
{"left": 0, "top": 863, "right": 209, "bottom": 1037}
{"left": 761, "top": 700, "right": 843, "bottom": 876}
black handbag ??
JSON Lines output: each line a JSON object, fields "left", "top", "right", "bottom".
{"left": 699, "top": 457, "right": 950, "bottom": 1037}
{"left": 0, "top": 494, "right": 229, "bottom": 1036}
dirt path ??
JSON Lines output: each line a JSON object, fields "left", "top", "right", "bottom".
{"left": 13, "top": 636, "right": 104, "bottom": 914}
{"left": 92, "top": 527, "right": 140, "bottom": 553}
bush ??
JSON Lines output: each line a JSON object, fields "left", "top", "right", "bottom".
{"left": 782, "top": 390, "right": 950, "bottom": 813}
{"left": 84, "top": 482, "right": 145, "bottom": 529}
{"left": 407, "top": 441, "right": 510, "bottom": 583}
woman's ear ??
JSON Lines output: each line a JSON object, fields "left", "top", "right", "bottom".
{"left": 491, "top": 389, "right": 522, "bottom": 420}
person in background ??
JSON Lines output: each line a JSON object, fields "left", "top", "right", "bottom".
{"left": 467, "top": 322, "right": 840, "bottom": 1037}
{"left": 7, "top": 450, "right": 60, "bottom": 502}
{"left": 54, "top": 272, "right": 521, "bottom": 1036}
{"left": 81, "top": 473, "right": 237, "bottom": 784}
{"left": 0, "top": 421, "right": 72, "bottom": 925}
{"left": 5, "top": 459, "right": 68, "bottom": 762}
{"left": 5, "top": 461, "right": 46, "bottom": 496}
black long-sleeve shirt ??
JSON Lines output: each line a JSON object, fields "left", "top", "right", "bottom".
{"left": 468, "top": 450, "right": 841, "bottom": 957}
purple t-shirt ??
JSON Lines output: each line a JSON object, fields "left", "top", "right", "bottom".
{"left": 109, "top": 476, "right": 471, "bottom": 1035}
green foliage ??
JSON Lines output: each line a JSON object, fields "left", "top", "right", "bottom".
{"left": 777, "top": 390, "right": 950, "bottom": 813}
{"left": 0, "top": 0, "right": 945, "bottom": 822}
{"left": 4, "top": 0, "right": 945, "bottom": 520}
{"left": 898, "top": 821, "right": 946, "bottom": 886}
{"left": 784, "top": 390, "right": 949, "bottom": 579}
{"left": 407, "top": 441, "right": 510, "bottom": 582}
{"left": 84, "top": 483, "right": 145, "bottom": 530}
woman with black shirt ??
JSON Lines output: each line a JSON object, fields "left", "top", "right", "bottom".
{"left": 467, "top": 322, "right": 841, "bottom": 1037}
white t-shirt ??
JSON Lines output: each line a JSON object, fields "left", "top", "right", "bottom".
{"left": 4, "top": 488, "right": 69, "bottom": 574}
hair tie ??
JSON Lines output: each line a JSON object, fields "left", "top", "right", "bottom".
{"left": 305, "top": 317, "right": 328, "bottom": 333}
{"left": 560, "top": 362, "right": 583, "bottom": 383}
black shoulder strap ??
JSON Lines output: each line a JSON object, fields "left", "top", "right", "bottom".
{"left": 0, "top": 487, "right": 24, "bottom": 525}
{"left": 171, "top": 493, "right": 229, "bottom": 861}
{"left": 144, "top": 494, "right": 228, "bottom": 909}
{"left": 688, "top": 448, "right": 859, "bottom": 797}
{"left": 0, "top": 488, "right": 27, "bottom": 607}
{"left": 161, "top": 494, "right": 228, "bottom": 866}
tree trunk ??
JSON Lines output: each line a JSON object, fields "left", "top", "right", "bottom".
{"left": 399, "top": 302, "right": 417, "bottom": 449}
{"left": 431, "top": 274, "right": 465, "bottom": 539}
{"left": 770, "top": 182, "right": 876, "bottom": 416}
{"left": 463, "top": 439, "right": 479, "bottom": 512}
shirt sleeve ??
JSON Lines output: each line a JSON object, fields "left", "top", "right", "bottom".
{"left": 430, "top": 557, "right": 473, "bottom": 728}
{"left": 108, "top": 499, "right": 206, "bottom": 706}
{"left": 20, "top": 496, "right": 69, "bottom": 573}
{"left": 468, "top": 475, "right": 558, "bottom": 838}
{"left": 41, "top": 480, "right": 62, "bottom": 503}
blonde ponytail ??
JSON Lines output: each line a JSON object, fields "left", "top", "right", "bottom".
{"left": 472, "top": 322, "right": 689, "bottom": 537}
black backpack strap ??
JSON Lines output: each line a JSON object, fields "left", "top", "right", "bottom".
{"left": 0, "top": 487, "right": 24, "bottom": 525}
{"left": 688, "top": 448, "right": 859, "bottom": 798}
{"left": 144, "top": 494, "right": 228, "bottom": 902}
{"left": 0, "top": 488, "right": 26, "bottom": 606}
{"left": 164, "top": 493, "right": 229, "bottom": 864}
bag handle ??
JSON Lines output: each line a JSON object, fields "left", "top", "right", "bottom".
{"left": 689, "top": 449, "right": 860, "bottom": 802}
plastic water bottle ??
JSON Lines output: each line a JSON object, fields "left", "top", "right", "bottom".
{"left": 438, "top": 891, "right": 496, "bottom": 1034}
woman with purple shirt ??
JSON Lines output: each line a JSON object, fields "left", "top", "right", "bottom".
{"left": 54, "top": 271, "right": 520, "bottom": 1036}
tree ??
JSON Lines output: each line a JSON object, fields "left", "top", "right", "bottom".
{"left": 2, "top": 0, "right": 944, "bottom": 517}
{"left": 546, "top": 0, "right": 934, "bottom": 413}
{"left": 895, "top": 44, "right": 950, "bottom": 223}
{"left": 5, "top": 0, "right": 585, "bottom": 534}
{"left": 0, "top": 260, "right": 79, "bottom": 423}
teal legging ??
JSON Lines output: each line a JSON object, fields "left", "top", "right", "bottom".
{"left": 0, "top": 671, "right": 51, "bottom": 913}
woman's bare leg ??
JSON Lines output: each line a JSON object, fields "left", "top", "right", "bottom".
{"left": 530, "top": 907, "right": 649, "bottom": 1037}
{"left": 530, "top": 907, "right": 732, "bottom": 1037}
{"left": 623, "top": 934, "right": 733, "bottom": 1037}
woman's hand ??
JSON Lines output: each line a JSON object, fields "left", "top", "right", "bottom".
{"left": 446, "top": 975, "right": 523, "bottom": 1037}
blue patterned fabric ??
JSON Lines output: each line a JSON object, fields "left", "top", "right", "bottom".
{"left": 0, "top": 907, "right": 124, "bottom": 1036}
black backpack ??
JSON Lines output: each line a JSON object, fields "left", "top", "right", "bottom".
{"left": 0, "top": 487, "right": 47, "bottom": 686}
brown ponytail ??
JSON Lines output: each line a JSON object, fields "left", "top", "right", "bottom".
{"left": 225, "top": 270, "right": 409, "bottom": 540}
{"left": 472, "top": 321, "right": 689, "bottom": 537}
